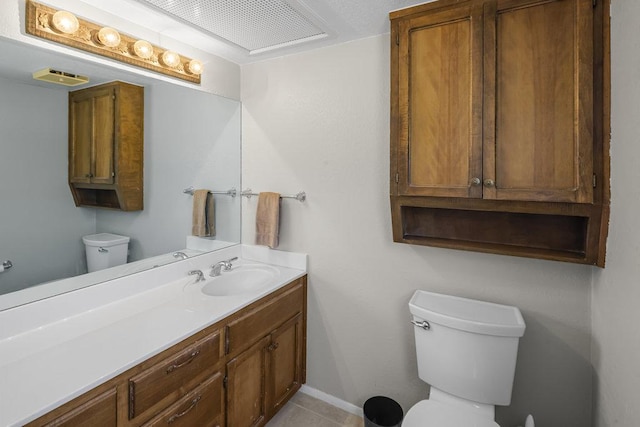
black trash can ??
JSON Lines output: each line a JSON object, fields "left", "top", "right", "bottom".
{"left": 363, "top": 396, "right": 403, "bottom": 427}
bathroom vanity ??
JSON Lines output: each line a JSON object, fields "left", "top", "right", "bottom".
{"left": 0, "top": 246, "right": 307, "bottom": 427}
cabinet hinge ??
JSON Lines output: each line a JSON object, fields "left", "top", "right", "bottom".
{"left": 396, "top": 33, "right": 399, "bottom": 46}
{"left": 223, "top": 376, "right": 227, "bottom": 389}
{"left": 593, "top": 174, "right": 597, "bottom": 188}
{"left": 592, "top": 0, "right": 596, "bottom": 7}
{"left": 395, "top": 173, "right": 399, "bottom": 183}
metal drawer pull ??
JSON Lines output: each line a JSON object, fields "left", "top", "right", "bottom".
{"left": 167, "top": 395, "right": 201, "bottom": 424}
{"left": 166, "top": 350, "right": 200, "bottom": 374}
{"left": 411, "top": 320, "right": 431, "bottom": 330}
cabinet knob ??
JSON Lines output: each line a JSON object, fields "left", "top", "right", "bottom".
{"left": 483, "top": 179, "right": 495, "bottom": 188}
{"left": 268, "top": 342, "right": 279, "bottom": 351}
{"left": 470, "top": 177, "right": 481, "bottom": 186}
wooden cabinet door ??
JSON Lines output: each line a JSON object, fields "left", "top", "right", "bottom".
{"left": 68, "top": 86, "right": 114, "bottom": 185}
{"left": 484, "top": 0, "right": 594, "bottom": 202}
{"left": 268, "top": 314, "right": 303, "bottom": 417}
{"left": 395, "top": 2, "right": 484, "bottom": 198}
{"left": 91, "top": 88, "right": 115, "bottom": 184}
{"left": 226, "top": 336, "right": 270, "bottom": 427}
{"left": 69, "top": 93, "right": 93, "bottom": 184}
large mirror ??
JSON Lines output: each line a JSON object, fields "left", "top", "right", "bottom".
{"left": 0, "top": 37, "right": 241, "bottom": 310}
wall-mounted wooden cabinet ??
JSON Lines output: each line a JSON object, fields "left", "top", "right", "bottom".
{"left": 69, "top": 81, "right": 143, "bottom": 211}
{"left": 390, "top": 0, "right": 610, "bottom": 266}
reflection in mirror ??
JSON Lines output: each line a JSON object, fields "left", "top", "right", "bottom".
{"left": 0, "top": 37, "right": 241, "bottom": 310}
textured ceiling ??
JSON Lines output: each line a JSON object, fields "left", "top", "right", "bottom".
{"left": 75, "top": 0, "right": 432, "bottom": 63}
{"left": 132, "top": 0, "right": 328, "bottom": 53}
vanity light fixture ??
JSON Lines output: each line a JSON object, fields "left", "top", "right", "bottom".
{"left": 25, "top": 0, "right": 202, "bottom": 84}
{"left": 161, "top": 50, "right": 181, "bottom": 68}
{"left": 132, "top": 40, "right": 153, "bottom": 59}
{"left": 51, "top": 10, "right": 79, "bottom": 34}
{"left": 187, "top": 59, "right": 203, "bottom": 75}
{"left": 96, "top": 27, "right": 121, "bottom": 48}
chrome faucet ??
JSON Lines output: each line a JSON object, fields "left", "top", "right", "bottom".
{"left": 188, "top": 270, "right": 205, "bottom": 282}
{"left": 173, "top": 251, "right": 188, "bottom": 260}
{"left": 210, "top": 257, "right": 238, "bottom": 277}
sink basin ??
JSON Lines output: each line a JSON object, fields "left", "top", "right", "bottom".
{"left": 201, "top": 265, "right": 278, "bottom": 296}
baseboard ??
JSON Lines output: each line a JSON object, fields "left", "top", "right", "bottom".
{"left": 299, "top": 385, "right": 364, "bottom": 417}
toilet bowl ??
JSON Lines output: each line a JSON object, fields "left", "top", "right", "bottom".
{"left": 403, "top": 390, "right": 498, "bottom": 427}
{"left": 404, "top": 290, "right": 526, "bottom": 427}
{"left": 82, "top": 233, "right": 130, "bottom": 273}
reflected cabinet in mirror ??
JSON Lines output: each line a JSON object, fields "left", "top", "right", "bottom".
{"left": 0, "top": 38, "right": 241, "bottom": 310}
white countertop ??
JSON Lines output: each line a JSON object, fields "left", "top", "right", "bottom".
{"left": 0, "top": 245, "right": 306, "bottom": 427}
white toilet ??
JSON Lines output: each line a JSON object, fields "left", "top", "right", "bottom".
{"left": 404, "top": 290, "right": 526, "bottom": 427}
{"left": 82, "top": 233, "right": 130, "bottom": 273}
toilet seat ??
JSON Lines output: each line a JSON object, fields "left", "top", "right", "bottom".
{"left": 403, "top": 400, "right": 500, "bottom": 427}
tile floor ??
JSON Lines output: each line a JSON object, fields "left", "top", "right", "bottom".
{"left": 266, "top": 392, "right": 364, "bottom": 427}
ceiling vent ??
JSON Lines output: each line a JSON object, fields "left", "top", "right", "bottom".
{"left": 132, "top": 0, "right": 329, "bottom": 54}
{"left": 32, "top": 68, "right": 89, "bottom": 86}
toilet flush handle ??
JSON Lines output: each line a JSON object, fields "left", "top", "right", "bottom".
{"left": 411, "top": 319, "right": 430, "bottom": 330}
{"left": 98, "top": 247, "right": 109, "bottom": 253}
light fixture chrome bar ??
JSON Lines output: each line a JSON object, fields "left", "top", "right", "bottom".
{"left": 241, "top": 188, "right": 306, "bottom": 202}
{"left": 183, "top": 187, "right": 237, "bottom": 197}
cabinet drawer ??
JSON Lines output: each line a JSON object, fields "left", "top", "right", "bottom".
{"left": 143, "top": 372, "right": 224, "bottom": 427}
{"left": 226, "top": 280, "right": 303, "bottom": 357}
{"left": 129, "top": 330, "right": 223, "bottom": 420}
{"left": 34, "top": 388, "right": 116, "bottom": 427}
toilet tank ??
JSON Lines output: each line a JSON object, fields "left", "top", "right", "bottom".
{"left": 409, "top": 290, "right": 525, "bottom": 406}
{"left": 82, "top": 233, "right": 130, "bottom": 273}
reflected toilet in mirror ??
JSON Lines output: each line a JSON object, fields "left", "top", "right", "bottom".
{"left": 82, "top": 233, "right": 130, "bottom": 273}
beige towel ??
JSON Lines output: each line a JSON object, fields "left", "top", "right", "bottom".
{"left": 255, "top": 192, "right": 281, "bottom": 248}
{"left": 192, "top": 189, "right": 215, "bottom": 237}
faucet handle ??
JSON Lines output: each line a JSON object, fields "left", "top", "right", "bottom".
{"left": 188, "top": 270, "right": 205, "bottom": 282}
{"left": 224, "top": 257, "right": 239, "bottom": 270}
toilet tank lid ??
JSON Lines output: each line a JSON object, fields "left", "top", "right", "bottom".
{"left": 409, "top": 290, "right": 525, "bottom": 337}
{"left": 82, "top": 233, "right": 130, "bottom": 247}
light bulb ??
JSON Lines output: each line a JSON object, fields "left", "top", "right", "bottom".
{"left": 51, "top": 11, "right": 79, "bottom": 34}
{"left": 161, "top": 51, "right": 181, "bottom": 68}
{"left": 97, "top": 27, "right": 121, "bottom": 48}
{"left": 133, "top": 40, "right": 153, "bottom": 59}
{"left": 187, "top": 59, "right": 203, "bottom": 75}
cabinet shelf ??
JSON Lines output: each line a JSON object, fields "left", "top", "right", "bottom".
{"left": 399, "top": 205, "right": 591, "bottom": 263}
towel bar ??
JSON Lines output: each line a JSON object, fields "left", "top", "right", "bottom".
{"left": 241, "top": 189, "right": 306, "bottom": 202}
{"left": 183, "top": 187, "right": 237, "bottom": 197}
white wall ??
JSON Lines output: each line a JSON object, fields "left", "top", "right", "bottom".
{"left": 591, "top": 2, "right": 640, "bottom": 426}
{"left": 241, "top": 35, "right": 594, "bottom": 427}
{"left": 0, "top": 77, "right": 96, "bottom": 293}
